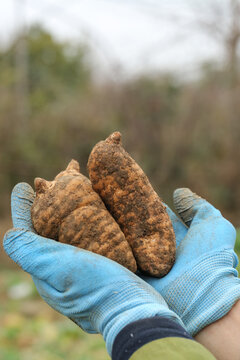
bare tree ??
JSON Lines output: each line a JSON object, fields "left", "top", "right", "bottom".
{"left": 191, "top": 0, "right": 240, "bottom": 85}
{"left": 14, "top": 0, "right": 30, "bottom": 133}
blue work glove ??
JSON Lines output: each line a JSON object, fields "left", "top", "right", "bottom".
{"left": 142, "top": 188, "right": 240, "bottom": 336}
{"left": 3, "top": 183, "right": 184, "bottom": 356}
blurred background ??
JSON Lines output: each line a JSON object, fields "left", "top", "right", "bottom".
{"left": 0, "top": 0, "right": 239, "bottom": 359}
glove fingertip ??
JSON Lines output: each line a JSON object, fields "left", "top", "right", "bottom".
{"left": 173, "top": 188, "right": 199, "bottom": 203}
{"left": 173, "top": 188, "right": 203, "bottom": 226}
{"left": 11, "top": 182, "right": 35, "bottom": 203}
{"left": 11, "top": 182, "right": 35, "bottom": 231}
{"left": 173, "top": 188, "right": 224, "bottom": 228}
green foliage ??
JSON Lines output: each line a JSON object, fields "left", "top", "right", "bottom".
{"left": 0, "top": 25, "right": 91, "bottom": 112}
{"left": 235, "top": 229, "right": 240, "bottom": 273}
{"left": 0, "top": 25, "right": 93, "bottom": 216}
{"left": 235, "top": 229, "right": 240, "bottom": 253}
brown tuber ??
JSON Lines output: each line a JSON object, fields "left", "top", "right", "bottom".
{"left": 87, "top": 132, "right": 176, "bottom": 277}
{"left": 31, "top": 159, "right": 137, "bottom": 273}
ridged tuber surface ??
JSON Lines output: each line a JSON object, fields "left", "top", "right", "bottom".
{"left": 31, "top": 159, "right": 137, "bottom": 273}
{"left": 87, "top": 132, "right": 176, "bottom": 277}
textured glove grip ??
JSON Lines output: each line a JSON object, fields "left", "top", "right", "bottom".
{"left": 161, "top": 249, "right": 240, "bottom": 336}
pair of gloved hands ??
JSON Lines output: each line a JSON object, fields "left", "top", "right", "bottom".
{"left": 3, "top": 183, "right": 240, "bottom": 356}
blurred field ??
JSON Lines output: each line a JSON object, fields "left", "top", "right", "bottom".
{"left": 0, "top": 218, "right": 239, "bottom": 360}
{"left": 0, "top": 271, "right": 109, "bottom": 360}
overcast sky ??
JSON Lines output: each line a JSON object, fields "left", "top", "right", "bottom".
{"left": 0, "top": 0, "right": 222, "bottom": 76}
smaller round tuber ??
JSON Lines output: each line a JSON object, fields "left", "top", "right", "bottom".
{"left": 31, "top": 159, "right": 137, "bottom": 273}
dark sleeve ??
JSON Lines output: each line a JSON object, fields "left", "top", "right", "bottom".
{"left": 112, "top": 317, "right": 216, "bottom": 360}
{"left": 112, "top": 317, "right": 194, "bottom": 360}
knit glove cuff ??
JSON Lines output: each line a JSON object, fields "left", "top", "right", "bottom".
{"left": 90, "top": 280, "right": 185, "bottom": 355}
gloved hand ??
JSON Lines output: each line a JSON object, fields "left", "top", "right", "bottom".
{"left": 3, "top": 183, "right": 184, "bottom": 356}
{"left": 142, "top": 188, "right": 240, "bottom": 336}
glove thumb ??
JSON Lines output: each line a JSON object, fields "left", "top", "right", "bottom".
{"left": 173, "top": 188, "right": 220, "bottom": 227}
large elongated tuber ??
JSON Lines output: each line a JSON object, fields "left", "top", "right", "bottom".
{"left": 87, "top": 132, "right": 176, "bottom": 277}
{"left": 31, "top": 159, "right": 137, "bottom": 273}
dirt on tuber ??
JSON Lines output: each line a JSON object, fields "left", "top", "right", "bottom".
{"left": 31, "top": 159, "right": 137, "bottom": 273}
{"left": 87, "top": 132, "right": 176, "bottom": 277}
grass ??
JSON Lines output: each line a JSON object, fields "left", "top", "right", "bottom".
{"left": 0, "top": 269, "right": 109, "bottom": 360}
{"left": 235, "top": 229, "right": 240, "bottom": 272}
{"left": 0, "top": 223, "right": 239, "bottom": 360}
{"left": 0, "top": 218, "right": 109, "bottom": 360}
{"left": 234, "top": 228, "right": 240, "bottom": 252}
